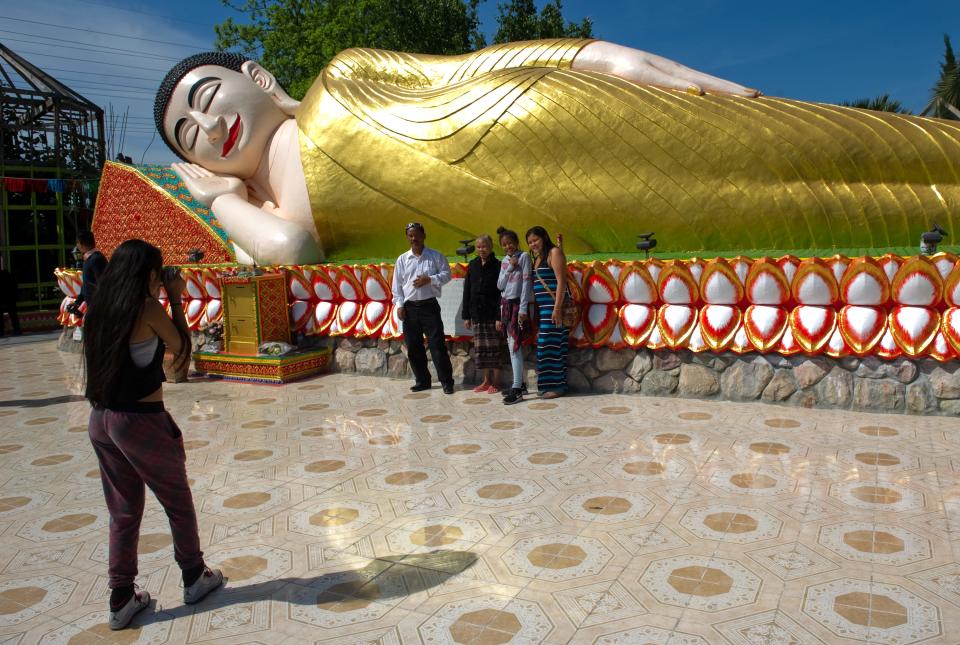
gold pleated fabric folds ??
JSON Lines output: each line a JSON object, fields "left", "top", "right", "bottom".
{"left": 299, "top": 40, "right": 960, "bottom": 261}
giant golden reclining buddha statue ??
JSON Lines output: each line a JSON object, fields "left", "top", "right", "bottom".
{"left": 154, "top": 39, "right": 960, "bottom": 265}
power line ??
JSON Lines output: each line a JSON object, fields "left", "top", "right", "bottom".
{"left": 41, "top": 67, "right": 162, "bottom": 82}
{"left": 65, "top": 0, "right": 216, "bottom": 28}
{"left": 81, "top": 92, "right": 154, "bottom": 101}
{"left": 0, "top": 15, "right": 206, "bottom": 49}
{"left": 86, "top": 96, "right": 153, "bottom": 105}
{"left": 70, "top": 90, "right": 155, "bottom": 101}
{"left": 63, "top": 90, "right": 156, "bottom": 102}
{"left": 0, "top": 32, "right": 181, "bottom": 62}
{"left": 100, "top": 114, "right": 156, "bottom": 121}
{"left": 52, "top": 76, "right": 158, "bottom": 92}
{"left": 4, "top": 48, "right": 169, "bottom": 72}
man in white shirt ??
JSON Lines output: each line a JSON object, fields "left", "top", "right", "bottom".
{"left": 391, "top": 223, "right": 455, "bottom": 394}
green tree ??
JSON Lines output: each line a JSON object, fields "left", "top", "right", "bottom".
{"left": 840, "top": 94, "right": 911, "bottom": 114}
{"left": 215, "top": 0, "right": 486, "bottom": 100}
{"left": 921, "top": 34, "right": 960, "bottom": 119}
{"left": 492, "top": 0, "right": 593, "bottom": 44}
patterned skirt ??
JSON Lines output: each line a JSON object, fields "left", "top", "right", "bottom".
{"left": 533, "top": 266, "right": 568, "bottom": 393}
{"left": 473, "top": 320, "right": 503, "bottom": 370}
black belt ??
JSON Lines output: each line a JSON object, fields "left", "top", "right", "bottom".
{"left": 404, "top": 298, "right": 437, "bottom": 307}
{"left": 97, "top": 401, "right": 166, "bottom": 414}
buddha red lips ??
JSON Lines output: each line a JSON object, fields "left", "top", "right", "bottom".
{"left": 221, "top": 115, "right": 242, "bottom": 157}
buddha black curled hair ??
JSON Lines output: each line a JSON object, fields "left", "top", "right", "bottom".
{"left": 153, "top": 51, "right": 248, "bottom": 158}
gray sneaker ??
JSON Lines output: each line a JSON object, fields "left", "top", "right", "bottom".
{"left": 183, "top": 568, "right": 224, "bottom": 604}
{"left": 109, "top": 589, "right": 150, "bottom": 630}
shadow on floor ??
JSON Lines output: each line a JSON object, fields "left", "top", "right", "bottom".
{"left": 0, "top": 394, "right": 86, "bottom": 408}
{"left": 145, "top": 551, "right": 478, "bottom": 624}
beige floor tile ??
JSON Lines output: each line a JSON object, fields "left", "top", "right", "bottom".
{"left": 2, "top": 341, "right": 960, "bottom": 643}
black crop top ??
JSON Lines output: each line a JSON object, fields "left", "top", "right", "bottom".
{"left": 106, "top": 337, "right": 166, "bottom": 411}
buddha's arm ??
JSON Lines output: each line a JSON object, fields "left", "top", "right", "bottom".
{"left": 324, "top": 38, "right": 591, "bottom": 87}
{"left": 572, "top": 41, "right": 759, "bottom": 96}
{"left": 172, "top": 162, "right": 320, "bottom": 265}
{"left": 211, "top": 195, "right": 320, "bottom": 265}
{"left": 325, "top": 39, "right": 757, "bottom": 96}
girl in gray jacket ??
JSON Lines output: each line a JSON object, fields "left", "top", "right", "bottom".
{"left": 496, "top": 226, "right": 533, "bottom": 404}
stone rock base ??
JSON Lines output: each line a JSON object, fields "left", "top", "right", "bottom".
{"left": 330, "top": 338, "right": 957, "bottom": 416}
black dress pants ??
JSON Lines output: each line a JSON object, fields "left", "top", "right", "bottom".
{"left": 402, "top": 299, "right": 453, "bottom": 387}
{"left": 0, "top": 300, "right": 19, "bottom": 336}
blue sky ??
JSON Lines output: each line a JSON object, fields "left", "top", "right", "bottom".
{"left": 2, "top": 0, "right": 957, "bottom": 166}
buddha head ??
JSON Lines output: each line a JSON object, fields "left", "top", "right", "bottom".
{"left": 154, "top": 52, "right": 299, "bottom": 178}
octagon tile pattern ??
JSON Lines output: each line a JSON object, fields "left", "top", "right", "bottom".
{"left": 708, "top": 467, "right": 796, "bottom": 496}
{"left": 0, "top": 340, "right": 958, "bottom": 643}
{"left": 288, "top": 500, "right": 383, "bottom": 537}
{"left": 639, "top": 555, "right": 762, "bottom": 612}
{"left": 594, "top": 625, "right": 709, "bottom": 644}
{"left": 385, "top": 515, "right": 487, "bottom": 554}
{"left": 456, "top": 478, "right": 545, "bottom": 507}
{"left": 417, "top": 594, "right": 553, "bottom": 643}
{"left": 0, "top": 575, "right": 76, "bottom": 627}
{"left": 509, "top": 446, "right": 586, "bottom": 471}
{"left": 803, "top": 578, "right": 941, "bottom": 644}
{"left": 831, "top": 481, "right": 925, "bottom": 513}
{"left": 558, "top": 490, "right": 655, "bottom": 524}
{"left": 604, "top": 454, "right": 688, "bottom": 482}
{"left": 501, "top": 534, "right": 614, "bottom": 582}
{"left": 818, "top": 521, "right": 933, "bottom": 566}
{"left": 679, "top": 504, "right": 783, "bottom": 544}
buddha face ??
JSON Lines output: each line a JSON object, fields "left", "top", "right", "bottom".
{"left": 162, "top": 62, "right": 292, "bottom": 178}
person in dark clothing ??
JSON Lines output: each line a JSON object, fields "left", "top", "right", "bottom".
{"left": 462, "top": 234, "right": 503, "bottom": 393}
{"left": 73, "top": 231, "right": 108, "bottom": 311}
{"left": 0, "top": 265, "right": 21, "bottom": 336}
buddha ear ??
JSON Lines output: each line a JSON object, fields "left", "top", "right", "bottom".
{"left": 241, "top": 61, "right": 299, "bottom": 116}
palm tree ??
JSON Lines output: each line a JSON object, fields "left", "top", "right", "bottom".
{"left": 840, "top": 94, "right": 911, "bottom": 114}
{"left": 921, "top": 34, "right": 960, "bottom": 119}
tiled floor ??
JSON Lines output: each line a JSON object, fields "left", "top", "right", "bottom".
{"left": 1, "top": 339, "right": 960, "bottom": 643}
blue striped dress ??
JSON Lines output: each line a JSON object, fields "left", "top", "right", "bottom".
{"left": 533, "top": 264, "right": 568, "bottom": 393}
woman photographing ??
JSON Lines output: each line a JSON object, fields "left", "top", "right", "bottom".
{"left": 83, "top": 239, "right": 222, "bottom": 630}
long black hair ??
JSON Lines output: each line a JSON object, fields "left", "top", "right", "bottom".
{"left": 83, "top": 239, "right": 189, "bottom": 406}
{"left": 524, "top": 226, "right": 556, "bottom": 260}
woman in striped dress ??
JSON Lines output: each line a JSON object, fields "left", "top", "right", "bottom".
{"left": 526, "top": 226, "right": 568, "bottom": 398}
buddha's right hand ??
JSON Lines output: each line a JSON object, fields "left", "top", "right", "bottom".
{"left": 172, "top": 162, "right": 248, "bottom": 208}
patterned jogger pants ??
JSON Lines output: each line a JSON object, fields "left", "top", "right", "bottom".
{"left": 88, "top": 406, "right": 203, "bottom": 588}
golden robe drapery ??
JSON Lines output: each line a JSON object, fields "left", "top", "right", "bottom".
{"left": 296, "top": 39, "right": 960, "bottom": 260}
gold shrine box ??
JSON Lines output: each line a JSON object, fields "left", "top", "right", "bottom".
{"left": 221, "top": 273, "right": 290, "bottom": 355}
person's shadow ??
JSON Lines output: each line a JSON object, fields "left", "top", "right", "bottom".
{"left": 0, "top": 394, "right": 85, "bottom": 408}
{"left": 144, "top": 550, "right": 478, "bottom": 624}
